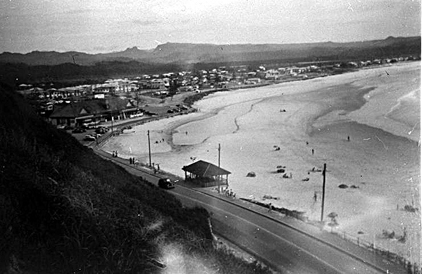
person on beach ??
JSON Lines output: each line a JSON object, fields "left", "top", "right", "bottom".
{"left": 268, "top": 203, "right": 272, "bottom": 212}
{"left": 314, "top": 191, "right": 317, "bottom": 202}
{"left": 312, "top": 149, "right": 314, "bottom": 155}
{"left": 347, "top": 136, "right": 350, "bottom": 141}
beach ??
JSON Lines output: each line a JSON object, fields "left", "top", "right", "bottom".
{"left": 101, "top": 61, "right": 421, "bottom": 263}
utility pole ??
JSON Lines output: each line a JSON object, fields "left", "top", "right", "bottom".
{"left": 217, "top": 143, "right": 221, "bottom": 192}
{"left": 218, "top": 143, "right": 221, "bottom": 167}
{"left": 147, "top": 130, "right": 152, "bottom": 167}
{"left": 320, "top": 163, "right": 327, "bottom": 223}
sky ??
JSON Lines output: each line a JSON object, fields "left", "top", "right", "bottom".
{"left": 0, "top": 0, "right": 420, "bottom": 54}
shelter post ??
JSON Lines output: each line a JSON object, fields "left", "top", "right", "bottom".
{"left": 321, "top": 163, "right": 327, "bottom": 223}
{"left": 147, "top": 130, "right": 152, "bottom": 167}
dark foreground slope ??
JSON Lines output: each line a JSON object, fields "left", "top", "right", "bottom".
{"left": 0, "top": 84, "right": 271, "bottom": 273}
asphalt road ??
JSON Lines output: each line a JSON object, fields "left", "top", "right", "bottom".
{"left": 93, "top": 148, "right": 407, "bottom": 274}
{"left": 170, "top": 189, "right": 390, "bottom": 274}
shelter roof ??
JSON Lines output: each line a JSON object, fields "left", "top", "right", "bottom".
{"left": 182, "top": 160, "right": 231, "bottom": 177}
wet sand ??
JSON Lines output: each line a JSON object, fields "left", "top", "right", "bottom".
{"left": 101, "top": 61, "right": 421, "bottom": 263}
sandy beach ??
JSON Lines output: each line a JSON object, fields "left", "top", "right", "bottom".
{"left": 102, "top": 61, "right": 421, "bottom": 264}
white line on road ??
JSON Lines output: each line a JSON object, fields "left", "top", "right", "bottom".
{"left": 171, "top": 191, "right": 347, "bottom": 274}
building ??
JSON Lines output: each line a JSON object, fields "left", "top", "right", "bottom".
{"left": 265, "top": 69, "right": 281, "bottom": 80}
{"left": 182, "top": 160, "right": 231, "bottom": 188}
{"left": 245, "top": 78, "right": 261, "bottom": 84}
{"left": 49, "top": 98, "right": 138, "bottom": 127}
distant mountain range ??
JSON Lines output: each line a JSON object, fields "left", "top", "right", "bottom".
{"left": 0, "top": 36, "right": 420, "bottom": 66}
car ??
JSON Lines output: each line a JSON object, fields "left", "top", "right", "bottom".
{"left": 72, "top": 127, "right": 86, "bottom": 133}
{"left": 95, "top": 127, "right": 108, "bottom": 134}
{"left": 158, "top": 178, "right": 175, "bottom": 189}
{"left": 83, "top": 134, "right": 96, "bottom": 141}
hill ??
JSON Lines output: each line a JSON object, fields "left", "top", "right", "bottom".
{"left": 0, "top": 36, "right": 419, "bottom": 66}
{"left": 144, "top": 36, "right": 421, "bottom": 64}
{"left": 0, "top": 61, "right": 184, "bottom": 87}
{"left": 0, "top": 83, "right": 272, "bottom": 273}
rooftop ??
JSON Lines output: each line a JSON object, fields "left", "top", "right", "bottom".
{"left": 182, "top": 160, "right": 231, "bottom": 177}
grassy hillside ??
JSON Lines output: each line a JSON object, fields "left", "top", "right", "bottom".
{"left": 0, "top": 83, "right": 272, "bottom": 273}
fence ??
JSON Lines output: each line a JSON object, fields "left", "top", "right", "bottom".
{"left": 91, "top": 112, "right": 421, "bottom": 274}
{"left": 328, "top": 228, "right": 421, "bottom": 274}
{"left": 241, "top": 198, "right": 420, "bottom": 274}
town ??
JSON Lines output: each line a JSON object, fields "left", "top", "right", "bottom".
{"left": 16, "top": 55, "right": 420, "bottom": 134}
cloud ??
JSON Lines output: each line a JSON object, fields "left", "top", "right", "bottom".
{"left": 132, "top": 19, "right": 162, "bottom": 26}
{"left": 0, "top": 0, "right": 419, "bottom": 54}
{"left": 64, "top": 8, "right": 94, "bottom": 15}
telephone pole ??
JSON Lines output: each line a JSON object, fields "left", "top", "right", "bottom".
{"left": 218, "top": 143, "right": 221, "bottom": 167}
{"left": 217, "top": 143, "right": 221, "bottom": 192}
{"left": 320, "top": 163, "right": 327, "bottom": 223}
{"left": 111, "top": 116, "right": 114, "bottom": 135}
{"left": 147, "top": 130, "right": 152, "bottom": 167}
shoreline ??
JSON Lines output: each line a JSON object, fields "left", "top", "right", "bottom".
{"left": 99, "top": 61, "right": 420, "bottom": 264}
{"left": 101, "top": 61, "right": 419, "bottom": 148}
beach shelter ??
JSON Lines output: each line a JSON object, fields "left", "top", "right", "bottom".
{"left": 182, "top": 160, "right": 231, "bottom": 187}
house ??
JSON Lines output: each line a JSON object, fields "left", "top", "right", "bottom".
{"left": 288, "top": 66, "right": 307, "bottom": 74}
{"left": 265, "top": 69, "right": 280, "bottom": 80}
{"left": 247, "top": 72, "right": 257, "bottom": 78}
{"left": 245, "top": 78, "right": 261, "bottom": 84}
{"left": 93, "top": 83, "right": 116, "bottom": 94}
{"left": 277, "top": 68, "right": 287, "bottom": 73}
{"left": 150, "top": 79, "right": 165, "bottom": 89}
{"left": 49, "top": 98, "right": 138, "bottom": 127}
